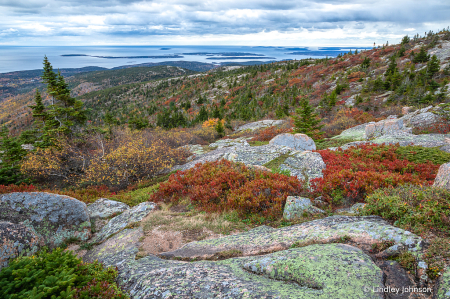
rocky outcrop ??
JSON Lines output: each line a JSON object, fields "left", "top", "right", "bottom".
{"left": 283, "top": 196, "right": 324, "bottom": 220}
{"left": 0, "top": 221, "right": 41, "bottom": 270}
{"left": 370, "top": 131, "right": 450, "bottom": 148}
{"left": 365, "top": 117, "right": 411, "bottom": 139}
{"left": 209, "top": 137, "right": 250, "bottom": 149}
{"left": 0, "top": 192, "right": 91, "bottom": 248}
{"left": 336, "top": 203, "right": 367, "bottom": 215}
{"left": 433, "top": 162, "right": 450, "bottom": 191}
{"left": 159, "top": 216, "right": 423, "bottom": 261}
{"left": 84, "top": 228, "right": 386, "bottom": 299}
{"left": 173, "top": 143, "right": 325, "bottom": 182}
{"left": 87, "top": 198, "right": 130, "bottom": 219}
{"left": 269, "top": 133, "right": 316, "bottom": 151}
{"left": 235, "top": 120, "right": 287, "bottom": 132}
{"left": 280, "top": 150, "right": 326, "bottom": 181}
{"left": 89, "top": 202, "right": 156, "bottom": 244}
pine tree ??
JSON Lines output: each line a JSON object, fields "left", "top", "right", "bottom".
{"left": 293, "top": 98, "right": 324, "bottom": 138}
{"left": 385, "top": 57, "right": 398, "bottom": 77}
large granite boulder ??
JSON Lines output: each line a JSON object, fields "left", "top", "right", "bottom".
{"left": 283, "top": 196, "right": 324, "bottom": 220}
{"left": 0, "top": 221, "right": 42, "bottom": 270}
{"left": 370, "top": 131, "right": 450, "bottom": 148}
{"left": 235, "top": 120, "right": 287, "bottom": 132}
{"left": 87, "top": 198, "right": 130, "bottom": 219}
{"left": 269, "top": 133, "right": 316, "bottom": 151}
{"left": 0, "top": 192, "right": 91, "bottom": 248}
{"left": 433, "top": 162, "right": 450, "bottom": 191}
{"left": 160, "top": 216, "right": 423, "bottom": 261}
{"left": 85, "top": 228, "right": 385, "bottom": 299}
{"left": 332, "top": 123, "right": 368, "bottom": 140}
{"left": 89, "top": 202, "right": 156, "bottom": 244}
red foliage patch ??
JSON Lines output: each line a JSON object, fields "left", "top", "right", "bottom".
{"left": 150, "top": 160, "right": 304, "bottom": 218}
{"left": 0, "top": 184, "right": 37, "bottom": 194}
{"left": 250, "top": 126, "right": 293, "bottom": 142}
{"left": 311, "top": 144, "right": 439, "bottom": 204}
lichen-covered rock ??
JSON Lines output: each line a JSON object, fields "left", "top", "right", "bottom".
{"left": 336, "top": 203, "right": 367, "bottom": 215}
{"left": 235, "top": 120, "right": 287, "bottom": 132}
{"left": 160, "top": 216, "right": 423, "bottom": 261}
{"left": 87, "top": 198, "right": 130, "bottom": 219}
{"left": 332, "top": 123, "right": 369, "bottom": 140}
{"left": 433, "top": 162, "right": 450, "bottom": 191}
{"left": 0, "top": 192, "right": 91, "bottom": 248}
{"left": 0, "top": 221, "right": 42, "bottom": 270}
{"left": 434, "top": 268, "right": 450, "bottom": 299}
{"left": 269, "top": 133, "right": 316, "bottom": 151}
{"left": 365, "top": 117, "right": 411, "bottom": 139}
{"left": 86, "top": 229, "right": 385, "bottom": 299}
{"left": 89, "top": 202, "right": 156, "bottom": 244}
{"left": 209, "top": 137, "right": 250, "bottom": 149}
{"left": 283, "top": 196, "right": 324, "bottom": 220}
{"left": 173, "top": 144, "right": 292, "bottom": 171}
{"left": 370, "top": 131, "right": 450, "bottom": 148}
{"left": 280, "top": 150, "right": 326, "bottom": 181}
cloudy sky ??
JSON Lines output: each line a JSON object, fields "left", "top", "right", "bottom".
{"left": 1, "top": 0, "right": 449, "bottom": 46}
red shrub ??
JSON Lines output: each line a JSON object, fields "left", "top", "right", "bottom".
{"left": 150, "top": 160, "right": 304, "bottom": 218}
{"left": 0, "top": 184, "right": 37, "bottom": 194}
{"left": 250, "top": 126, "right": 293, "bottom": 142}
{"left": 311, "top": 144, "right": 440, "bottom": 205}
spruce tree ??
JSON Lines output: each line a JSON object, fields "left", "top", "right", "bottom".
{"left": 216, "top": 120, "right": 225, "bottom": 138}
{"left": 0, "top": 126, "right": 27, "bottom": 184}
{"left": 413, "top": 47, "right": 430, "bottom": 63}
{"left": 293, "top": 98, "right": 323, "bottom": 138}
{"left": 427, "top": 55, "right": 440, "bottom": 78}
{"left": 35, "top": 57, "right": 87, "bottom": 147}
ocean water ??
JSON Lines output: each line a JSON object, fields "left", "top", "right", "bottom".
{"left": 0, "top": 45, "right": 370, "bottom": 73}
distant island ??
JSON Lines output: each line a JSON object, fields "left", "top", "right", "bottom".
{"left": 183, "top": 52, "right": 266, "bottom": 57}
{"left": 61, "top": 54, "right": 184, "bottom": 59}
{"left": 206, "top": 56, "right": 276, "bottom": 60}
{"left": 159, "top": 48, "right": 171, "bottom": 50}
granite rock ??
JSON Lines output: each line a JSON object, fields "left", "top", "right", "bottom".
{"left": 0, "top": 192, "right": 91, "bottom": 248}
{"left": 269, "top": 133, "right": 316, "bottom": 151}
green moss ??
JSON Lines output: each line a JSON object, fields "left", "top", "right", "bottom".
{"left": 248, "top": 140, "right": 270, "bottom": 146}
{"left": 395, "top": 145, "right": 450, "bottom": 165}
{"left": 263, "top": 153, "right": 292, "bottom": 170}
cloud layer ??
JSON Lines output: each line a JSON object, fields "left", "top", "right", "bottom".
{"left": 1, "top": 0, "right": 449, "bottom": 45}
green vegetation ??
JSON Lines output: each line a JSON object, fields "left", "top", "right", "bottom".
{"left": 0, "top": 247, "right": 128, "bottom": 299}
{"left": 362, "top": 185, "right": 450, "bottom": 233}
{"left": 395, "top": 145, "right": 450, "bottom": 165}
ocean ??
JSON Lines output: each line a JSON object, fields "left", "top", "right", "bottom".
{"left": 0, "top": 45, "right": 370, "bottom": 74}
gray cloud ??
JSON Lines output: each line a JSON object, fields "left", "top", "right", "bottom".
{"left": 0, "top": 0, "right": 449, "bottom": 45}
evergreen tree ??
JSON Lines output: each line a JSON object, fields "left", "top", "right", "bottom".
{"left": 401, "top": 35, "right": 410, "bottom": 45}
{"left": 293, "top": 98, "right": 324, "bottom": 137}
{"left": 0, "top": 126, "right": 28, "bottom": 184}
{"left": 33, "top": 57, "right": 88, "bottom": 147}
{"left": 427, "top": 55, "right": 440, "bottom": 78}
{"left": 196, "top": 106, "right": 209, "bottom": 122}
{"left": 385, "top": 57, "right": 398, "bottom": 77}
{"left": 413, "top": 47, "right": 430, "bottom": 63}
{"left": 216, "top": 120, "right": 225, "bottom": 138}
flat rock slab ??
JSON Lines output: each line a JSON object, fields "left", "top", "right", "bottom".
{"left": 0, "top": 221, "right": 42, "bottom": 270}
{"left": 0, "top": 192, "right": 91, "bottom": 248}
{"left": 235, "top": 120, "right": 287, "bottom": 132}
{"left": 89, "top": 202, "right": 156, "bottom": 244}
{"left": 209, "top": 138, "right": 250, "bottom": 149}
{"left": 370, "top": 132, "right": 450, "bottom": 148}
{"left": 434, "top": 268, "right": 450, "bottom": 298}
{"left": 87, "top": 198, "right": 130, "bottom": 219}
{"left": 160, "top": 216, "right": 423, "bottom": 260}
{"left": 86, "top": 229, "right": 385, "bottom": 299}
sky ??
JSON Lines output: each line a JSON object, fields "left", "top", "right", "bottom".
{"left": 0, "top": 0, "right": 449, "bottom": 46}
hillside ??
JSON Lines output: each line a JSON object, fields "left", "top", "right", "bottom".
{"left": 1, "top": 29, "right": 450, "bottom": 299}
